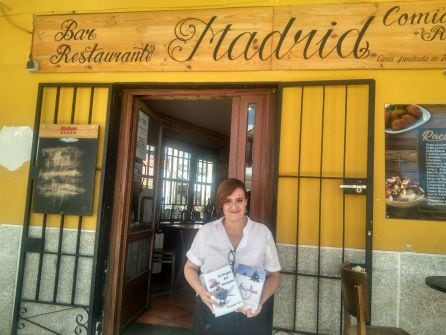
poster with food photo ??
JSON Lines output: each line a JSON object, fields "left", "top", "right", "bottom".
{"left": 385, "top": 104, "right": 446, "bottom": 221}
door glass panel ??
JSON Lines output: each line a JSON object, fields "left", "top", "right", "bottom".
{"left": 130, "top": 111, "right": 153, "bottom": 232}
{"left": 142, "top": 145, "right": 156, "bottom": 190}
{"left": 125, "top": 239, "right": 150, "bottom": 280}
{"left": 245, "top": 103, "right": 256, "bottom": 192}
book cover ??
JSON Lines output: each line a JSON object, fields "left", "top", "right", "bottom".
{"left": 235, "top": 264, "right": 266, "bottom": 312}
{"left": 200, "top": 264, "right": 244, "bottom": 317}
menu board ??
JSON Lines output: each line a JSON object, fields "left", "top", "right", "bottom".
{"left": 385, "top": 104, "right": 446, "bottom": 220}
{"left": 33, "top": 124, "right": 99, "bottom": 215}
{"left": 418, "top": 128, "right": 446, "bottom": 208}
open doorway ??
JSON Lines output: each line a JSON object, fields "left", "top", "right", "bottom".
{"left": 104, "top": 87, "right": 278, "bottom": 334}
{"left": 137, "top": 97, "right": 233, "bottom": 329}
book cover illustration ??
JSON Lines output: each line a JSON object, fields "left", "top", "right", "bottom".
{"left": 200, "top": 264, "right": 244, "bottom": 317}
{"left": 235, "top": 264, "right": 266, "bottom": 312}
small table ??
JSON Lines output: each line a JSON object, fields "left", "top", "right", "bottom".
{"left": 160, "top": 223, "right": 202, "bottom": 288}
{"left": 168, "top": 223, "right": 203, "bottom": 230}
{"left": 425, "top": 276, "right": 446, "bottom": 293}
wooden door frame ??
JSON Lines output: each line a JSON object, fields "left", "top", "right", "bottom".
{"left": 119, "top": 99, "right": 163, "bottom": 329}
{"left": 103, "top": 89, "right": 137, "bottom": 335}
{"left": 229, "top": 92, "right": 278, "bottom": 224}
{"left": 103, "top": 86, "right": 278, "bottom": 334}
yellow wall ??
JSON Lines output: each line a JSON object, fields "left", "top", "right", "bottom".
{"left": 277, "top": 84, "right": 371, "bottom": 250}
{"left": 1, "top": 0, "right": 445, "bottom": 253}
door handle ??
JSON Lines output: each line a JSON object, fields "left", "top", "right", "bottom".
{"left": 340, "top": 184, "right": 367, "bottom": 194}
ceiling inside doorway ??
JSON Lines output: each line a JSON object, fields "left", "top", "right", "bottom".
{"left": 142, "top": 98, "right": 232, "bottom": 135}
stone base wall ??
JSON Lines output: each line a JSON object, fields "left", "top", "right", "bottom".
{"left": 0, "top": 225, "right": 21, "bottom": 335}
{"left": 0, "top": 224, "right": 95, "bottom": 335}
{"left": 1, "top": 225, "right": 445, "bottom": 335}
{"left": 274, "top": 244, "right": 446, "bottom": 335}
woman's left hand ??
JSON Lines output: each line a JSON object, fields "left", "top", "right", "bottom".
{"left": 238, "top": 304, "right": 262, "bottom": 318}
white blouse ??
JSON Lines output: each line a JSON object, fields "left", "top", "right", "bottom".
{"left": 186, "top": 216, "right": 281, "bottom": 274}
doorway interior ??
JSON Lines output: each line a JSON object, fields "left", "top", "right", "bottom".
{"left": 137, "top": 96, "right": 233, "bottom": 329}
{"left": 105, "top": 86, "right": 278, "bottom": 334}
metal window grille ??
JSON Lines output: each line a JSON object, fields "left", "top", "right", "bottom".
{"left": 273, "top": 80, "right": 374, "bottom": 335}
{"left": 194, "top": 159, "right": 214, "bottom": 212}
{"left": 12, "top": 83, "right": 113, "bottom": 335}
{"left": 160, "top": 145, "right": 215, "bottom": 221}
{"left": 161, "top": 146, "right": 191, "bottom": 220}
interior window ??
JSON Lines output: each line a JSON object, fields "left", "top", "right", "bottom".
{"left": 194, "top": 158, "right": 214, "bottom": 215}
{"left": 141, "top": 144, "right": 156, "bottom": 190}
{"left": 160, "top": 144, "right": 214, "bottom": 222}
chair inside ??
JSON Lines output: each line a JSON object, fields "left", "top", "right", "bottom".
{"left": 153, "top": 248, "right": 176, "bottom": 291}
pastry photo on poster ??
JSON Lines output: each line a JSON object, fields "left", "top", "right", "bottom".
{"left": 385, "top": 104, "right": 446, "bottom": 220}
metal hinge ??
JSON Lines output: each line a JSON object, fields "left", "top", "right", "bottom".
{"left": 340, "top": 178, "right": 368, "bottom": 195}
{"left": 30, "top": 166, "right": 39, "bottom": 180}
{"left": 25, "top": 237, "right": 43, "bottom": 252}
{"left": 96, "top": 321, "right": 103, "bottom": 335}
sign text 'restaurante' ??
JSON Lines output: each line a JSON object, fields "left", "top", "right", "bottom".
{"left": 50, "top": 19, "right": 155, "bottom": 64}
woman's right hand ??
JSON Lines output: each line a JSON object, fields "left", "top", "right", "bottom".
{"left": 198, "top": 287, "right": 215, "bottom": 311}
{"left": 184, "top": 260, "right": 216, "bottom": 311}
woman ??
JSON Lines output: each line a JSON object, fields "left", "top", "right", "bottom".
{"left": 184, "top": 178, "right": 281, "bottom": 335}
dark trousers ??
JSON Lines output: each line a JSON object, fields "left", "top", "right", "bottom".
{"left": 192, "top": 297, "right": 271, "bottom": 335}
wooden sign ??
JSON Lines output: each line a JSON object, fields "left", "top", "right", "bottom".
{"left": 39, "top": 124, "right": 99, "bottom": 138}
{"left": 33, "top": 124, "right": 99, "bottom": 216}
{"left": 32, "top": 1, "right": 446, "bottom": 72}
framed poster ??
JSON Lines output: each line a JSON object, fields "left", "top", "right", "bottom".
{"left": 135, "top": 110, "right": 149, "bottom": 161}
{"left": 385, "top": 104, "right": 446, "bottom": 220}
{"left": 33, "top": 124, "right": 99, "bottom": 216}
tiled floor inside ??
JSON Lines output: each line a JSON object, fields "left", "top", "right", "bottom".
{"left": 137, "top": 273, "right": 195, "bottom": 329}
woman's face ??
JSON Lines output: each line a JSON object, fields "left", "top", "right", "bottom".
{"left": 222, "top": 187, "right": 247, "bottom": 222}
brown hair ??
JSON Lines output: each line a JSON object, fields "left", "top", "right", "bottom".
{"left": 215, "top": 178, "right": 248, "bottom": 215}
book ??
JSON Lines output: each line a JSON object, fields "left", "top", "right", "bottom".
{"left": 200, "top": 264, "right": 244, "bottom": 317}
{"left": 235, "top": 264, "right": 266, "bottom": 312}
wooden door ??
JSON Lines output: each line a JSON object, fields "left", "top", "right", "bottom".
{"left": 104, "top": 95, "right": 163, "bottom": 333}
{"left": 229, "top": 90, "right": 277, "bottom": 225}
{"left": 120, "top": 98, "right": 163, "bottom": 330}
